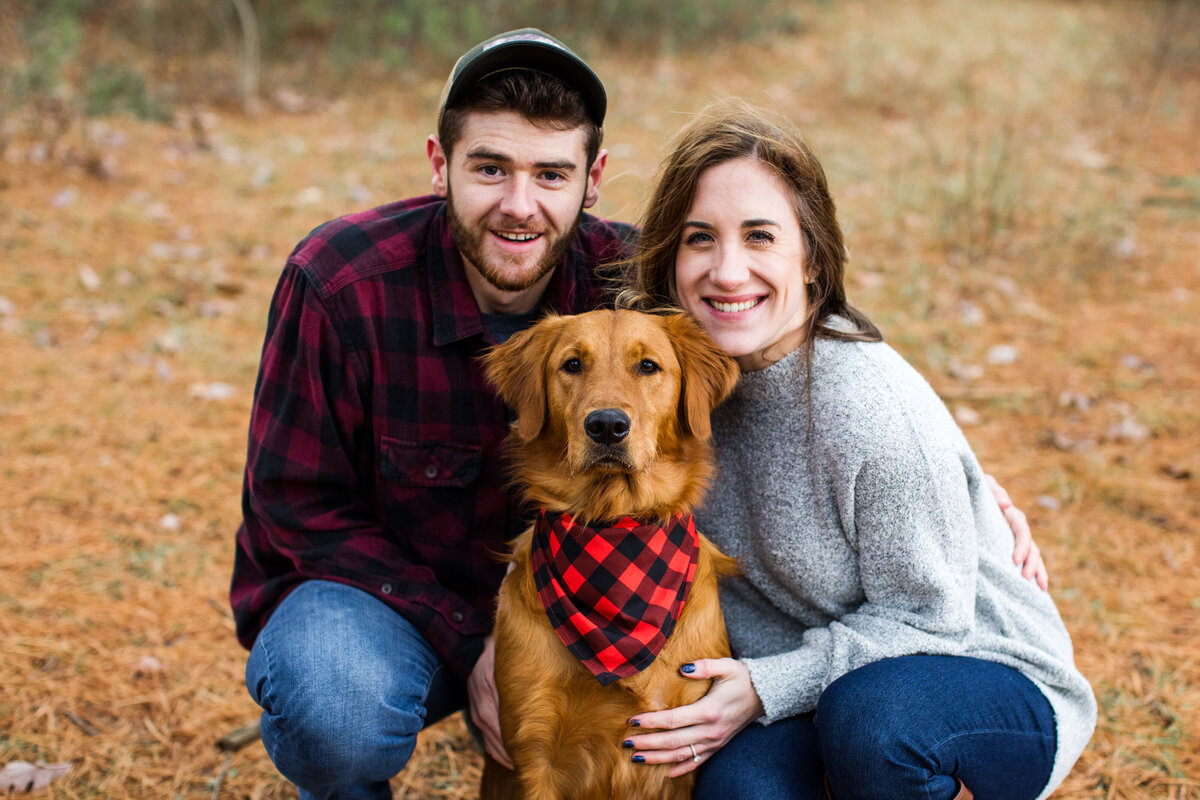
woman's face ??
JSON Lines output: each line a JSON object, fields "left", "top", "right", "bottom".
{"left": 674, "top": 157, "right": 809, "bottom": 371}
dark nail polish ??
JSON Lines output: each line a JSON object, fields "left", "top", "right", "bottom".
{"left": 632, "top": 755, "right": 645, "bottom": 763}
{"left": 681, "top": 663, "right": 696, "bottom": 674}
{"left": 622, "top": 740, "right": 634, "bottom": 749}
{"left": 630, "top": 719, "right": 641, "bottom": 727}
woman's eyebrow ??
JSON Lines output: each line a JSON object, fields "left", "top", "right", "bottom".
{"left": 681, "top": 219, "right": 781, "bottom": 229}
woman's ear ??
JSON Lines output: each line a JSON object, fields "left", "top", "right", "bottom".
{"left": 666, "top": 313, "right": 740, "bottom": 440}
{"left": 482, "top": 315, "right": 566, "bottom": 441}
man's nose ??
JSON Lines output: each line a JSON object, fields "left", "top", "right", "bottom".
{"left": 499, "top": 174, "right": 534, "bottom": 220}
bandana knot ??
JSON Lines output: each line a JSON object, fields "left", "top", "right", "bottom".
{"left": 531, "top": 510, "right": 699, "bottom": 686}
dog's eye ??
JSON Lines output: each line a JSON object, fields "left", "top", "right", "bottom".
{"left": 637, "top": 359, "right": 660, "bottom": 375}
{"left": 561, "top": 358, "right": 583, "bottom": 374}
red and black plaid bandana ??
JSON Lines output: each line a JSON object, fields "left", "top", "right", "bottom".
{"left": 531, "top": 510, "right": 699, "bottom": 686}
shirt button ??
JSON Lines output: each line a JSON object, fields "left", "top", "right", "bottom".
{"left": 380, "top": 583, "right": 393, "bottom": 595}
{"left": 450, "top": 611, "right": 464, "bottom": 623}
{"left": 424, "top": 463, "right": 438, "bottom": 480}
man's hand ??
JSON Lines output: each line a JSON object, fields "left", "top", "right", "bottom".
{"left": 985, "top": 473, "right": 1049, "bottom": 590}
{"left": 467, "top": 634, "right": 514, "bottom": 769}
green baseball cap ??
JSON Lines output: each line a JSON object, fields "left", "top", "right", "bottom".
{"left": 438, "top": 28, "right": 606, "bottom": 127}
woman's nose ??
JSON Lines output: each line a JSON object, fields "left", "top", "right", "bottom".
{"left": 710, "top": 245, "right": 750, "bottom": 288}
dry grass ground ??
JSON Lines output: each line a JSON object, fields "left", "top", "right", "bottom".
{"left": 1, "top": 0, "right": 1197, "bottom": 797}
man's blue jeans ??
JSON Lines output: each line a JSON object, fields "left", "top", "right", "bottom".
{"left": 694, "top": 655, "right": 1057, "bottom": 800}
{"left": 245, "top": 580, "right": 467, "bottom": 800}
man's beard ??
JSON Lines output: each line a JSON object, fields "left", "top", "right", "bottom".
{"left": 447, "top": 186, "right": 585, "bottom": 294}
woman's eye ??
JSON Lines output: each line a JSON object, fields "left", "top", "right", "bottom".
{"left": 637, "top": 359, "right": 660, "bottom": 375}
{"left": 684, "top": 231, "right": 713, "bottom": 246}
{"left": 748, "top": 229, "right": 775, "bottom": 243}
{"left": 561, "top": 358, "right": 583, "bottom": 374}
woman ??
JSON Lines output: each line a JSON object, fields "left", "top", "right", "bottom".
{"left": 618, "top": 101, "right": 1095, "bottom": 800}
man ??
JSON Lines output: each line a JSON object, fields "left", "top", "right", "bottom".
{"left": 232, "top": 27, "right": 1043, "bottom": 799}
{"left": 231, "top": 29, "right": 632, "bottom": 799}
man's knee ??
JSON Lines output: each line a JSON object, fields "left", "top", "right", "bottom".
{"left": 253, "top": 639, "right": 427, "bottom": 786}
{"left": 245, "top": 581, "right": 447, "bottom": 788}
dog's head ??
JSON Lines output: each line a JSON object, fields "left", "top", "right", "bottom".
{"left": 483, "top": 309, "right": 740, "bottom": 521}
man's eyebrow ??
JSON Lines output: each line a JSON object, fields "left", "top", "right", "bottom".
{"left": 463, "top": 149, "right": 577, "bottom": 172}
{"left": 534, "top": 159, "right": 577, "bottom": 171}
{"left": 464, "top": 148, "right": 512, "bottom": 163}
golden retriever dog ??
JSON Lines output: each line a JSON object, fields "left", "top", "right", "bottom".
{"left": 480, "top": 309, "right": 740, "bottom": 800}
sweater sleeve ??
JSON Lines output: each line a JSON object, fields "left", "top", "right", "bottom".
{"left": 741, "top": 359, "right": 982, "bottom": 723}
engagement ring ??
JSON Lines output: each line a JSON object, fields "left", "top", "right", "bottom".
{"left": 689, "top": 743, "right": 701, "bottom": 762}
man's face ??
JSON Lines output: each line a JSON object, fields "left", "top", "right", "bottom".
{"left": 428, "top": 110, "right": 605, "bottom": 313}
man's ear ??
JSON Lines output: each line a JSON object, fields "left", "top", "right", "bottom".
{"left": 427, "top": 135, "right": 448, "bottom": 197}
{"left": 583, "top": 148, "right": 607, "bottom": 209}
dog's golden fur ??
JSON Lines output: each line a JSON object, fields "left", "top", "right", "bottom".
{"left": 481, "top": 309, "right": 740, "bottom": 800}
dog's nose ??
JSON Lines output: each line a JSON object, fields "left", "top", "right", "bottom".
{"left": 584, "top": 409, "right": 630, "bottom": 445}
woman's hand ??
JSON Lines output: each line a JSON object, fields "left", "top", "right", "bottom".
{"left": 623, "top": 658, "right": 764, "bottom": 778}
{"left": 985, "top": 473, "right": 1049, "bottom": 590}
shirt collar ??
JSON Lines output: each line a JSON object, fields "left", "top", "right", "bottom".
{"left": 425, "top": 202, "right": 592, "bottom": 347}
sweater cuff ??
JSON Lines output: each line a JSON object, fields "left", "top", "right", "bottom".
{"left": 742, "top": 652, "right": 826, "bottom": 724}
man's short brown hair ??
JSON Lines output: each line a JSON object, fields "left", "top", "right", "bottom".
{"left": 437, "top": 70, "right": 603, "bottom": 167}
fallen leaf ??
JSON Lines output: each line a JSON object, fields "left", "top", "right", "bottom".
{"left": 189, "top": 382, "right": 236, "bottom": 401}
{"left": 0, "top": 760, "right": 72, "bottom": 793}
{"left": 958, "top": 301, "right": 984, "bottom": 326}
{"left": 78, "top": 266, "right": 102, "bottom": 292}
{"left": 1036, "top": 495, "right": 1062, "bottom": 510}
{"left": 160, "top": 514, "right": 181, "bottom": 531}
{"left": 947, "top": 358, "right": 984, "bottom": 381}
{"left": 50, "top": 187, "right": 79, "bottom": 208}
{"left": 134, "top": 655, "right": 167, "bottom": 676}
{"left": 1106, "top": 417, "right": 1150, "bottom": 443}
{"left": 296, "top": 186, "right": 324, "bottom": 205}
{"left": 986, "top": 344, "right": 1019, "bottom": 365}
{"left": 1057, "top": 390, "right": 1092, "bottom": 411}
{"left": 954, "top": 405, "right": 981, "bottom": 425}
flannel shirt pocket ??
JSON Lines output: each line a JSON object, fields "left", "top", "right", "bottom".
{"left": 379, "top": 437, "right": 481, "bottom": 487}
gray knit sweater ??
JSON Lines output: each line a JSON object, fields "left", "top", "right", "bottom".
{"left": 700, "top": 334, "right": 1096, "bottom": 799}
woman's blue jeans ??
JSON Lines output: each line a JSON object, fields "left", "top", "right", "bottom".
{"left": 244, "top": 580, "right": 468, "bottom": 800}
{"left": 694, "top": 655, "right": 1057, "bottom": 800}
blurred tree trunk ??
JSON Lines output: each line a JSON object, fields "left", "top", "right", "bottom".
{"left": 228, "top": 0, "right": 260, "bottom": 112}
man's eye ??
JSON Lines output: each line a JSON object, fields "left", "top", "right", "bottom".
{"left": 480, "top": 165, "right": 503, "bottom": 177}
{"left": 561, "top": 358, "right": 583, "bottom": 374}
{"left": 637, "top": 359, "right": 660, "bottom": 375}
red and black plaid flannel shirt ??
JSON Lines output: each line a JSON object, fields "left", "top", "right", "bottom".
{"left": 230, "top": 195, "right": 635, "bottom": 680}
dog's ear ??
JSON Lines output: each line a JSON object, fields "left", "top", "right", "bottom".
{"left": 665, "top": 313, "right": 741, "bottom": 440}
{"left": 482, "top": 315, "right": 566, "bottom": 441}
